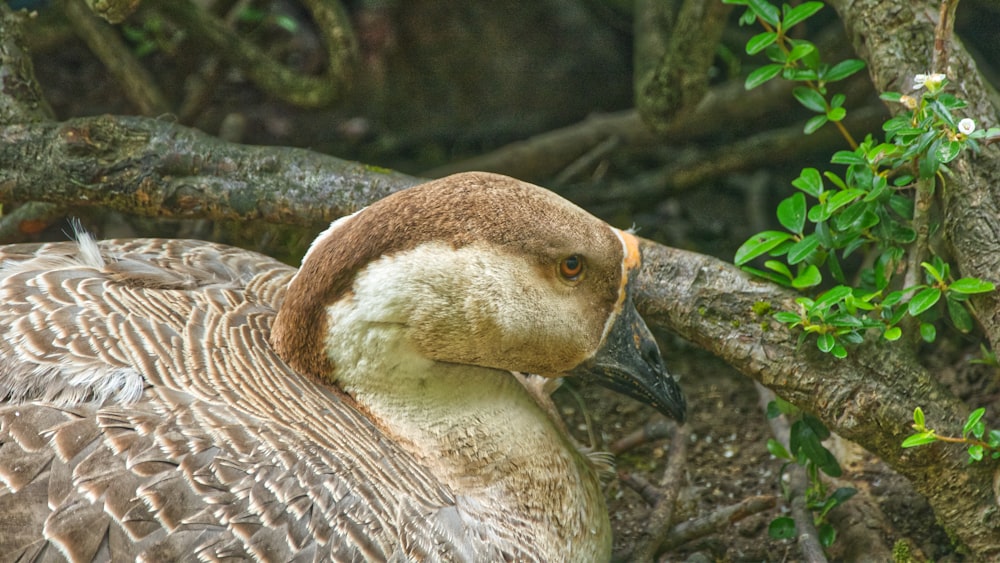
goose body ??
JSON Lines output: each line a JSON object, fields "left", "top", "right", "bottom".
{"left": 0, "top": 172, "right": 685, "bottom": 561}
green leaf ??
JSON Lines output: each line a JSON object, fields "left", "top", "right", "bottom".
{"left": 793, "top": 87, "right": 827, "bottom": 112}
{"left": 963, "top": 408, "right": 986, "bottom": 439}
{"left": 913, "top": 406, "right": 925, "bottom": 427}
{"left": 749, "top": 0, "right": 780, "bottom": 25}
{"left": 830, "top": 149, "right": 867, "bottom": 166}
{"left": 803, "top": 413, "right": 831, "bottom": 440}
{"left": 782, "top": 1, "right": 823, "bottom": 27}
{"left": 827, "top": 106, "right": 847, "bottom": 121}
{"left": 777, "top": 193, "right": 807, "bottom": 234}
{"left": 888, "top": 194, "right": 914, "bottom": 220}
{"left": 792, "top": 167, "right": 823, "bottom": 197}
{"left": 767, "top": 438, "right": 792, "bottom": 459}
{"left": 828, "top": 487, "right": 857, "bottom": 509}
{"left": 939, "top": 140, "right": 963, "bottom": 163}
{"left": 792, "top": 264, "right": 822, "bottom": 288}
{"left": 735, "top": 231, "right": 794, "bottom": 265}
{"left": 818, "top": 523, "right": 837, "bottom": 548}
{"left": 817, "top": 333, "right": 835, "bottom": 352}
{"left": 774, "top": 311, "right": 802, "bottom": 324}
{"left": 745, "top": 64, "right": 783, "bottom": 89}
{"left": 787, "top": 234, "right": 820, "bottom": 265}
{"left": 765, "top": 400, "right": 782, "bottom": 418}
{"left": 884, "top": 326, "right": 902, "bottom": 341}
{"left": 814, "top": 285, "right": 852, "bottom": 309}
{"left": 919, "top": 322, "right": 937, "bottom": 343}
{"left": 831, "top": 343, "right": 847, "bottom": 358}
{"left": 908, "top": 287, "right": 942, "bottom": 316}
{"left": 949, "top": 278, "right": 996, "bottom": 294}
{"left": 968, "top": 444, "right": 985, "bottom": 461}
{"left": 824, "top": 59, "right": 866, "bottom": 82}
{"left": 742, "top": 266, "right": 794, "bottom": 286}
{"left": 764, "top": 260, "right": 793, "bottom": 281}
{"left": 833, "top": 200, "right": 870, "bottom": 231}
{"left": 791, "top": 419, "right": 841, "bottom": 476}
{"left": 920, "top": 260, "right": 944, "bottom": 283}
{"left": 786, "top": 42, "right": 816, "bottom": 63}
{"left": 901, "top": 432, "right": 938, "bottom": 448}
{"left": 823, "top": 171, "right": 848, "bottom": 191}
{"left": 947, "top": 296, "right": 974, "bottom": 332}
{"left": 768, "top": 517, "right": 796, "bottom": 540}
{"left": 804, "top": 114, "right": 828, "bottom": 134}
{"left": 746, "top": 31, "right": 778, "bottom": 54}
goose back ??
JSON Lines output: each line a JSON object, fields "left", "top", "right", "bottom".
{"left": 0, "top": 238, "right": 545, "bottom": 562}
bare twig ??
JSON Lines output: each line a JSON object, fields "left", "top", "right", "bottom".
{"left": 63, "top": 0, "right": 170, "bottom": 116}
{"left": 619, "top": 471, "right": 664, "bottom": 506}
{"left": 427, "top": 65, "right": 872, "bottom": 185}
{"left": 932, "top": 0, "right": 961, "bottom": 74}
{"left": 628, "top": 424, "right": 689, "bottom": 562}
{"left": 755, "top": 383, "right": 828, "bottom": 563}
{"left": 150, "top": 0, "right": 357, "bottom": 108}
{"left": 657, "top": 495, "right": 777, "bottom": 552}
{"left": 566, "top": 105, "right": 886, "bottom": 209}
{"left": 610, "top": 416, "right": 673, "bottom": 455}
{"left": 552, "top": 135, "right": 621, "bottom": 186}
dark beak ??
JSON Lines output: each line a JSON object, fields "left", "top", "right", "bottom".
{"left": 570, "top": 286, "right": 686, "bottom": 423}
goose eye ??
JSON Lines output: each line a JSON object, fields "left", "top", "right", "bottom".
{"left": 558, "top": 255, "right": 584, "bottom": 282}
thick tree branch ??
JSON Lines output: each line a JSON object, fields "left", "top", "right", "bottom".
{"left": 0, "top": 9, "right": 54, "bottom": 124}
{"left": 635, "top": 0, "right": 732, "bottom": 132}
{"left": 634, "top": 242, "right": 1000, "bottom": 557}
{"left": 0, "top": 116, "right": 421, "bottom": 226}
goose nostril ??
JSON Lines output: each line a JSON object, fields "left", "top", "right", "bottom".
{"left": 640, "top": 336, "right": 664, "bottom": 372}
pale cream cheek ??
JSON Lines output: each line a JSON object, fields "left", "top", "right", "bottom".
{"left": 331, "top": 243, "right": 599, "bottom": 374}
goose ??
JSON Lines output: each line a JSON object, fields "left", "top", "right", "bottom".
{"left": 0, "top": 171, "right": 685, "bottom": 562}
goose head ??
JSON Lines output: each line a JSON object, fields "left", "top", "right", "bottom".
{"left": 271, "top": 171, "right": 685, "bottom": 423}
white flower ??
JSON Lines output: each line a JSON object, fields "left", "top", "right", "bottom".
{"left": 914, "top": 73, "right": 946, "bottom": 91}
{"left": 959, "top": 118, "right": 976, "bottom": 135}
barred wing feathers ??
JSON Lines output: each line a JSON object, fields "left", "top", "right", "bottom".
{"left": 0, "top": 238, "right": 522, "bottom": 562}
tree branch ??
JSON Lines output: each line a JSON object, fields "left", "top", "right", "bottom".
{"left": 633, "top": 241, "right": 1000, "bottom": 557}
{"left": 635, "top": 0, "right": 732, "bottom": 132}
{"left": 0, "top": 115, "right": 422, "bottom": 226}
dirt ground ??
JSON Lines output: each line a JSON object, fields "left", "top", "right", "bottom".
{"left": 19, "top": 11, "right": 987, "bottom": 561}
{"left": 558, "top": 344, "right": 956, "bottom": 561}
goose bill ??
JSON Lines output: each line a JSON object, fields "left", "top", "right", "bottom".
{"left": 569, "top": 292, "right": 686, "bottom": 423}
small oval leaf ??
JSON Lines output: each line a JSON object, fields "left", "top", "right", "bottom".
{"left": 908, "top": 287, "right": 942, "bottom": 316}
{"left": 792, "top": 167, "right": 823, "bottom": 197}
{"left": 734, "top": 231, "right": 794, "bottom": 265}
{"left": 901, "top": 432, "right": 938, "bottom": 448}
{"left": 949, "top": 277, "right": 996, "bottom": 294}
{"left": 787, "top": 234, "right": 820, "bottom": 265}
{"left": 768, "top": 517, "right": 796, "bottom": 540}
{"left": 777, "top": 193, "right": 807, "bottom": 234}
{"left": 745, "top": 64, "right": 783, "bottom": 90}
